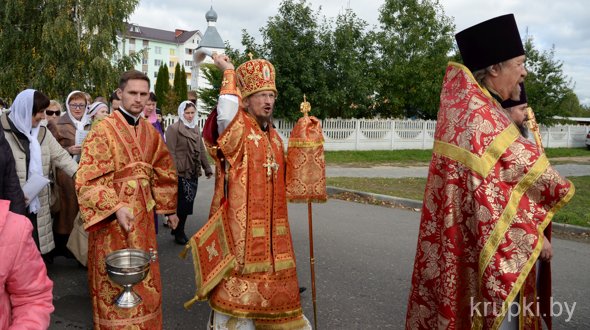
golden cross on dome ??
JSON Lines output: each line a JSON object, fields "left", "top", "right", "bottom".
{"left": 300, "top": 94, "right": 311, "bottom": 117}
{"left": 247, "top": 52, "right": 254, "bottom": 60}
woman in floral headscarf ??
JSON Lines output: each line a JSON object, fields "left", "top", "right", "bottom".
{"left": 164, "top": 100, "right": 212, "bottom": 244}
{"left": 0, "top": 89, "right": 77, "bottom": 260}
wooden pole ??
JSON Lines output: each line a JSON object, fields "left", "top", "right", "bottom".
{"left": 307, "top": 201, "right": 318, "bottom": 329}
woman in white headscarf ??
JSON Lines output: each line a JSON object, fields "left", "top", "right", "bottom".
{"left": 164, "top": 101, "right": 212, "bottom": 244}
{"left": 0, "top": 89, "right": 78, "bottom": 261}
{"left": 46, "top": 90, "right": 92, "bottom": 258}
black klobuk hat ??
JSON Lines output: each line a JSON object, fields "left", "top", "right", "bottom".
{"left": 455, "top": 14, "right": 525, "bottom": 72}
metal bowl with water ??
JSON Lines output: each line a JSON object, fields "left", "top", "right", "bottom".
{"left": 105, "top": 248, "right": 157, "bottom": 308}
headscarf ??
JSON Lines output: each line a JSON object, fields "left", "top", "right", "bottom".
{"left": 178, "top": 100, "right": 197, "bottom": 129}
{"left": 87, "top": 102, "right": 108, "bottom": 119}
{"left": 143, "top": 105, "right": 158, "bottom": 124}
{"left": 8, "top": 89, "right": 43, "bottom": 213}
{"left": 65, "top": 90, "right": 91, "bottom": 131}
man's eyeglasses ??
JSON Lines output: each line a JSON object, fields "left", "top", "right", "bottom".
{"left": 69, "top": 103, "right": 86, "bottom": 110}
{"left": 45, "top": 110, "right": 61, "bottom": 116}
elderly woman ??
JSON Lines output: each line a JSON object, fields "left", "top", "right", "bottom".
{"left": 0, "top": 89, "right": 77, "bottom": 261}
{"left": 46, "top": 90, "right": 91, "bottom": 258}
{"left": 165, "top": 101, "right": 212, "bottom": 244}
{"left": 87, "top": 101, "right": 109, "bottom": 128}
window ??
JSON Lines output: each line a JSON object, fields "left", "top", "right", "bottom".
{"left": 185, "top": 48, "right": 193, "bottom": 55}
{"left": 185, "top": 60, "right": 193, "bottom": 67}
{"left": 155, "top": 46, "right": 162, "bottom": 55}
{"left": 154, "top": 59, "right": 162, "bottom": 66}
{"left": 154, "top": 72, "right": 158, "bottom": 78}
{"left": 129, "top": 38, "right": 135, "bottom": 44}
{"left": 169, "top": 73, "right": 174, "bottom": 80}
{"left": 169, "top": 61, "right": 175, "bottom": 68}
{"left": 142, "top": 58, "right": 148, "bottom": 65}
{"left": 170, "top": 49, "right": 175, "bottom": 56}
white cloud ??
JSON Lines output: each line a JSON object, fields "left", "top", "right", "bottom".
{"left": 130, "top": 0, "right": 590, "bottom": 106}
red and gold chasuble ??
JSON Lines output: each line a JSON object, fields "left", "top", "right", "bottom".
{"left": 195, "top": 107, "right": 305, "bottom": 329}
{"left": 76, "top": 111, "right": 177, "bottom": 329}
{"left": 405, "top": 62, "right": 574, "bottom": 330}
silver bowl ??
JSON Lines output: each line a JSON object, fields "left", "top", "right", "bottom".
{"left": 105, "top": 248, "right": 157, "bottom": 308}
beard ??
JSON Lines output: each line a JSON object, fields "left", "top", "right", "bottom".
{"left": 517, "top": 122, "right": 529, "bottom": 138}
{"left": 509, "top": 84, "right": 522, "bottom": 101}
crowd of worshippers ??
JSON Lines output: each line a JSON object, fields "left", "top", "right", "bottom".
{"left": 0, "top": 87, "right": 207, "bottom": 259}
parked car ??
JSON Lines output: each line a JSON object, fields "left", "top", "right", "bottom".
{"left": 586, "top": 132, "right": 590, "bottom": 150}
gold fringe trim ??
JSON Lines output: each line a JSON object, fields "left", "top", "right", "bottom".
{"left": 288, "top": 140, "right": 324, "bottom": 148}
{"left": 274, "top": 259, "right": 296, "bottom": 272}
{"left": 242, "top": 262, "right": 272, "bottom": 275}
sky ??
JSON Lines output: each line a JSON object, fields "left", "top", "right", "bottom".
{"left": 130, "top": 0, "right": 590, "bottom": 105}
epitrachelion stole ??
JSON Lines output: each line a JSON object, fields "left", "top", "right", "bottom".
{"left": 286, "top": 97, "right": 327, "bottom": 202}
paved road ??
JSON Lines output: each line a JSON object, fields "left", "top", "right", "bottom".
{"left": 327, "top": 164, "right": 590, "bottom": 178}
{"left": 48, "top": 177, "right": 590, "bottom": 329}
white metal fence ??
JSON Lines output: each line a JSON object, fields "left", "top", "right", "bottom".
{"left": 163, "top": 115, "right": 589, "bottom": 150}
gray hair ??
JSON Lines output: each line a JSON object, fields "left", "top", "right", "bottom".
{"left": 472, "top": 61, "right": 506, "bottom": 88}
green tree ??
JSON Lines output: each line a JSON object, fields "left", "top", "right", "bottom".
{"left": 154, "top": 64, "right": 171, "bottom": 114}
{"left": 0, "top": 0, "right": 140, "bottom": 100}
{"left": 173, "top": 63, "right": 186, "bottom": 106}
{"left": 261, "top": 0, "right": 326, "bottom": 120}
{"left": 524, "top": 36, "right": 577, "bottom": 124}
{"left": 317, "top": 9, "right": 376, "bottom": 118}
{"left": 375, "top": 0, "right": 455, "bottom": 119}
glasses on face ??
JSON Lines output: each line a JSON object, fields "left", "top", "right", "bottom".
{"left": 69, "top": 103, "right": 86, "bottom": 110}
{"left": 45, "top": 110, "right": 61, "bottom": 116}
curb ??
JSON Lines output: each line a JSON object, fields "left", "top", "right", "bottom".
{"left": 552, "top": 222, "right": 590, "bottom": 235}
{"left": 327, "top": 186, "right": 423, "bottom": 209}
{"left": 327, "top": 186, "right": 590, "bottom": 235}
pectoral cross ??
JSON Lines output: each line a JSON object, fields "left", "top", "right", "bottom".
{"left": 263, "top": 156, "right": 279, "bottom": 177}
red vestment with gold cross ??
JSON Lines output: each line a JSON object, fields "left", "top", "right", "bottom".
{"left": 405, "top": 62, "right": 574, "bottom": 330}
{"left": 76, "top": 111, "right": 177, "bottom": 329}
{"left": 191, "top": 66, "right": 305, "bottom": 329}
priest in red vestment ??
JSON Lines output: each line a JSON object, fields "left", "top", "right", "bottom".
{"left": 405, "top": 14, "right": 574, "bottom": 330}
{"left": 76, "top": 70, "right": 178, "bottom": 329}
{"left": 185, "top": 53, "right": 310, "bottom": 329}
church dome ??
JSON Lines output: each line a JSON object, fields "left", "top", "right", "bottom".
{"left": 205, "top": 6, "right": 218, "bottom": 22}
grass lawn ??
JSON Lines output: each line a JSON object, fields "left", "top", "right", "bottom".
{"left": 327, "top": 175, "right": 589, "bottom": 228}
{"left": 325, "top": 148, "right": 590, "bottom": 166}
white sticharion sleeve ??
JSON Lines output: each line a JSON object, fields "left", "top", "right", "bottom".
{"left": 217, "top": 94, "right": 239, "bottom": 136}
